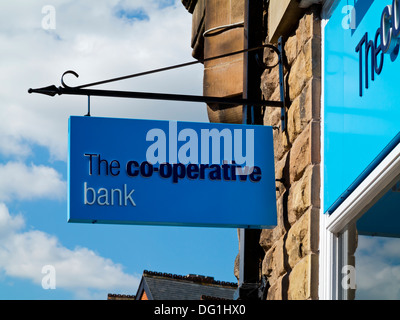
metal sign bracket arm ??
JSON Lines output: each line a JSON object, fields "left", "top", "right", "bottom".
{"left": 28, "top": 43, "right": 287, "bottom": 130}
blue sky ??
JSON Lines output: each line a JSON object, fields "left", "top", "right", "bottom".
{"left": 0, "top": 0, "right": 238, "bottom": 299}
{"left": 2, "top": 0, "right": 400, "bottom": 301}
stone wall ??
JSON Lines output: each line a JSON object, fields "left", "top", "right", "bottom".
{"left": 203, "top": 0, "right": 244, "bottom": 124}
{"left": 259, "top": 5, "right": 321, "bottom": 300}
{"left": 182, "top": 0, "right": 322, "bottom": 300}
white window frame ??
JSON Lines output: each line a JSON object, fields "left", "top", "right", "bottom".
{"left": 320, "top": 141, "right": 400, "bottom": 299}
{"left": 319, "top": 0, "right": 400, "bottom": 299}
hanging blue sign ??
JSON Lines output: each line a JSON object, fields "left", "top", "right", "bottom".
{"left": 68, "top": 116, "right": 277, "bottom": 228}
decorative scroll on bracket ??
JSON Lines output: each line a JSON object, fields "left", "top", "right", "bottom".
{"left": 29, "top": 39, "right": 288, "bottom": 130}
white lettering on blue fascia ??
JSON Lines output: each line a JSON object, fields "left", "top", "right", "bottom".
{"left": 84, "top": 182, "right": 136, "bottom": 207}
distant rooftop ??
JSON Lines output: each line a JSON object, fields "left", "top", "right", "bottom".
{"left": 108, "top": 270, "right": 238, "bottom": 300}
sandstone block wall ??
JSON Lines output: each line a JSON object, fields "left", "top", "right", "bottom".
{"left": 203, "top": 0, "right": 245, "bottom": 124}
{"left": 183, "top": 0, "right": 322, "bottom": 300}
{"left": 260, "top": 6, "right": 321, "bottom": 300}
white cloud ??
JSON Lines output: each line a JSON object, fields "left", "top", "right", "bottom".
{"left": 0, "top": 161, "right": 66, "bottom": 202}
{"left": 0, "top": 0, "right": 206, "bottom": 161}
{"left": 0, "top": 203, "right": 139, "bottom": 299}
{"left": 355, "top": 236, "right": 400, "bottom": 299}
{"left": 0, "top": 0, "right": 203, "bottom": 299}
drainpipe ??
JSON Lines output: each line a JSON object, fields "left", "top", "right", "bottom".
{"left": 237, "top": 0, "right": 265, "bottom": 300}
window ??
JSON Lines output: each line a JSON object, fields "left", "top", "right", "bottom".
{"left": 319, "top": 140, "right": 400, "bottom": 299}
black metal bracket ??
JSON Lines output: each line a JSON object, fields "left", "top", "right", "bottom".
{"left": 28, "top": 42, "right": 287, "bottom": 130}
{"left": 277, "top": 37, "right": 288, "bottom": 131}
{"left": 28, "top": 82, "right": 282, "bottom": 108}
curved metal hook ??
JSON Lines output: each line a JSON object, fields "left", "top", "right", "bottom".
{"left": 61, "top": 70, "right": 79, "bottom": 88}
{"left": 55, "top": 43, "right": 283, "bottom": 91}
{"left": 260, "top": 44, "right": 281, "bottom": 70}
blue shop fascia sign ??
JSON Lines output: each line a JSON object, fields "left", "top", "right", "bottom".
{"left": 325, "top": 0, "right": 400, "bottom": 236}
{"left": 68, "top": 116, "right": 277, "bottom": 229}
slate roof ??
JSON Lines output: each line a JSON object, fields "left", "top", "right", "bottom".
{"left": 136, "top": 270, "right": 238, "bottom": 300}
{"left": 107, "top": 293, "right": 136, "bottom": 300}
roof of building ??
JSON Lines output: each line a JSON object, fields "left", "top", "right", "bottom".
{"left": 135, "top": 270, "right": 238, "bottom": 300}
{"left": 107, "top": 293, "right": 136, "bottom": 300}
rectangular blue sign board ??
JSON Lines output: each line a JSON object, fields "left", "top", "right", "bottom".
{"left": 324, "top": 0, "right": 400, "bottom": 213}
{"left": 325, "top": 0, "right": 400, "bottom": 236}
{"left": 68, "top": 116, "right": 277, "bottom": 228}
